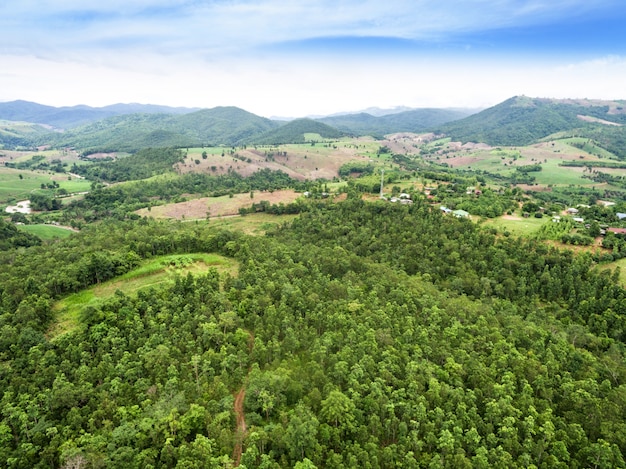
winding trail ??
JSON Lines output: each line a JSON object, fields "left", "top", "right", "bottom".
{"left": 232, "top": 331, "right": 254, "bottom": 466}
{"left": 232, "top": 387, "right": 247, "bottom": 466}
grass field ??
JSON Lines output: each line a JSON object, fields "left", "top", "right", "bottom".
{"left": 49, "top": 253, "right": 237, "bottom": 339}
{"left": 18, "top": 224, "right": 75, "bottom": 240}
{"left": 560, "top": 137, "right": 618, "bottom": 160}
{"left": 209, "top": 212, "right": 298, "bottom": 235}
{"left": 0, "top": 167, "right": 92, "bottom": 204}
{"left": 480, "top": 215, "right": 549, "bottom": 237}
{"left": 532, "top": 158, "right": 592, "bottom": 186}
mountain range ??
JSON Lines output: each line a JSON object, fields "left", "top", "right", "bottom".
{"left": 1, "top": 97, "right": 625, "bottom": 156}
{"left": 0, "top": 100, "right": 198, "bottom": 129}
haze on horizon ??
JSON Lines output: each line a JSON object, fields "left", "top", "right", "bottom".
{"left": 1, "top": 1, "right": 625, "bottom": 118}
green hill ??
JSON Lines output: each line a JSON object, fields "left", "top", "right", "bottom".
{"left": 72, "top": 147, "right": 186, "bottom": 182}
{"left": 319, "top": 108, "right": 473, "bottom": 136}
{"left": 434, "top": 96, "right": 626, "bottom": 149}
{"left": 173, "top": 107, "right": 279, "bottom": 144}
{"left": 0, "top": 119, "right": 54, "bottom": 149}
{"left": 250, "top": 118, "right": 344, "bottom": 144}
{"left": 52, "top": 107, "right": 279, "bottom": 152}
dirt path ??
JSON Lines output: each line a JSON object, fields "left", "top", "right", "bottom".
{"left": 232, "top": 387, "right": 247, "bottom": 466}
{"left": 232, "top": 331, "right": 254, "bottom": 467}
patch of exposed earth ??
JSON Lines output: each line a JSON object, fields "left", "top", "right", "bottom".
{"left": 136, "top": 189, "right": 302, "bottom": 220}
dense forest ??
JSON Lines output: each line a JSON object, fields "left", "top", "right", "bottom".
{"left": 2, "top": 199, "right": 626, "bottom": 467}
{"left": 0, "top": 218, "right": 42, "bottom": 250}
{"left": 3, "top": 94, "right": 626, "bottom": 467}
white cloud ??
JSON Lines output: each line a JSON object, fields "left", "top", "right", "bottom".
{"left": 1, "top": 0, "right": 621, "bottom": 56}
{"left": 1, "top": 2, "right": 624, "bottom": 115}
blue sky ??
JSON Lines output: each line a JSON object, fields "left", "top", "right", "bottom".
{"left": 1, "top": 1, "right": 625, "bottom": 117}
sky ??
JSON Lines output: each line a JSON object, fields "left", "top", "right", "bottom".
{"left": 1, "top": 0, "right": 626, "bottom": 117}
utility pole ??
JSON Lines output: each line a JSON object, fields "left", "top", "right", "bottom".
{"left": 380, "top": 169, "right": 385, "bottom": 198}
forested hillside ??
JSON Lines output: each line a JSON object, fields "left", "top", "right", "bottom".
{"left": 319, "top": 108, "right": 472, "bottom": 137}
{"left": 435, "top": 96, "right": 626, "bottom": 153}
{"left": 1, "top": 199, "right": 626, "bottom": 467}
{"left": 49, "top": 107, "right": 279, "bottom": 153}
{"left": 250, "top": 119, "right": 345, "bottom": 144}
{"left": 0, "top": 120, "right": 54, "bottom": 149}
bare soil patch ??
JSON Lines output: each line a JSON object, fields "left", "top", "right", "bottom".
{"left": 84, "top": 152, "right": 119, "bottom": 159}
{"left": 136, "top": 189, "right": 302, "bottom": 220}
{"left": 232, "top": 387, "right": 247, "bottom": 466}
{"left": 177, "top": 143, "right": 368, "bottom": 180}
{"left": 443, "top": 155, "right": 485, "bottom": 167}
{"left": 577, "top": 115, "right": 622, "bottom": 127}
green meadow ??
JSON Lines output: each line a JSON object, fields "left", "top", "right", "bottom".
{"left": 0, "top": 167, "right": 91, "bottom": 204}
{"left": 208, "top": 212, "right": 298, "bottom": 235}
{"left": 480, "top": 214, "right": 550, "bottom": 237}
{"left": 18, "top": 224, "right": 74, "bottom": 240}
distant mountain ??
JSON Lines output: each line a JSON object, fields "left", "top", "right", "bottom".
{"left": 174, "top": 107, "right": 279, "bottom": 144}
{"left": 0, "top": 100, "right": 198, "bottom": 129}
{"left": 52, "top": 106, "right": 279, "bottom": 152}
{"left": 250, "top": 118, "right": 344, "bottom": 145}
{"left": 434, "top": 96, "right": 626, "bottom": 147}
{"left": 318, "top": 108, "right": 474, "bottom": 137}
{"left": 6, "top": 97, "right": 626, "bottom": 156}
{"left": 358, "top": 106, "right": 416, "bottom": 117}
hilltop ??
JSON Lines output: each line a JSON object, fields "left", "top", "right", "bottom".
{"left": 1, "top": 96, "right": 625, "bottom": 161}
{"left": 435, "top": 96, "right": 626, "bottom": 153}
{"left": 0, "top": 101, "right": 475, "bottom": 152}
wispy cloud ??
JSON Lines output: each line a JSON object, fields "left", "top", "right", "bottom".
{"left": 2, "top": 0, "right": 623, "bottom": 57}
{"left": 1, "top": 1, "right": 624, "bottom": 114}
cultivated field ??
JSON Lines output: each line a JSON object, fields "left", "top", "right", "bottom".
{"left": 177, "top": 138, "right": 383, "bottom": 180}
{"left": 135, "top": 189, "right": 303, "bottom": 220}
{"left": 208, "top": 212, "right": 299, "bottom": 235}
{"left": 423, "top": 138, "right": 626, "bottom": 190}
{"left": 0, "top": 167, "right": 91, "bottom": 204}
{"left": 18, "top": 224, "right": 75, "bottom": 240}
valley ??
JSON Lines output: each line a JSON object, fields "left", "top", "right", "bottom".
{"left": 2, "top": 96, "right": 626, "bottom": 468}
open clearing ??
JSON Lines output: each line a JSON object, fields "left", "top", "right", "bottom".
{"left": 48, "top": 253, "right": 237, "bottom": 339}
{"left": 428, "top": 138, "right": 626, "bottom": 189}
{"left": 18, "top": 224, "right": 75, "bottom": 239}
{"left": 136, "top": 189, "right": 302, "bottom": 220}
{"left": 0, "top": 166, "right": 91, "bottom": 204}
{"left": 177, "top": 139, "right": 381, "bottom": 180}
{"left": 209, "top": 212, "right": 298, "bottom": 235}
{"left": 479, "top": 214, "right": 549, "bottom": 237}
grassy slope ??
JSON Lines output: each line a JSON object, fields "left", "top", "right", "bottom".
{"left": 48, "top": 253, "right": 237, "bottom": 339}
{"left": 0, "top": 167, "right": 92, "bottom": 204}
{"left": 18, "top": 224, "right": 74, "bottom": 239}
{"left": 435, "top": 96, "right": 626, "bottom": 149}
